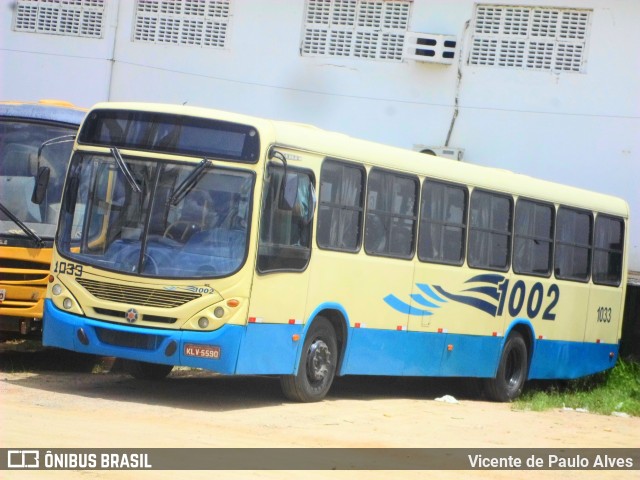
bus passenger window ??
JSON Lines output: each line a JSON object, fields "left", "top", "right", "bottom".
{"left": 513, "top": 200, "right": 553, "bottom": 276}
{"left": 364, "top": 169, "right": 418, "bottom": 259}
{"left": 418, "top": 180, "right": 467, "bottom": 265}
{"left": 468, "top": 190, "right": 512, "bottom": 271}
{"left": 317, "top": 160, "right": 364, "bottom": 252}
{"left": 592, "top": 215, "right": 623, "bottom": 286}
{"left": 554, "top": 207, "right": 592, "bottom": 281}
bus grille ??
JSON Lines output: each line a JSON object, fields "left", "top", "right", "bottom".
{"left": 76, "top": 278, "right": 201, "bottom": 308}
{"left": 94, "top": 307, "right": 177, "bottom": 324}
{"left": 0, "top": 258, "right": 49, "bottom": 281}
{"left": 95, "top": 327, "right": 166, "bottom": 350}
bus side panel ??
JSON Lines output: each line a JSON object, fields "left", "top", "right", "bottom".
{"left": 528, "top": 339, "right": 618, "bottom": 379}
{"left": 341, "top": 329, "right": 501, "bottom": 377}
{"left": 235, "top": 323, "right": 304, "bottom": 374}
{"left": 585, "top": 284, "right": 625, "bottom": 347}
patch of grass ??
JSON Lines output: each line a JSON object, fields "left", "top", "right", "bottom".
{"left": 515, "top": 360, "right": 640, "bottom": 416}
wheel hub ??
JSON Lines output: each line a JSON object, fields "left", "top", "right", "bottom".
{"left": 307, "top": 339, "right": 331, "bottom": 382}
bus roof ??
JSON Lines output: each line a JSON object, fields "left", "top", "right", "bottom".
{"left": 0, "top": 100, "right": 86, "bottom": 126}
{"left": 86, "top": 102, "right": 630, "bottom": 219}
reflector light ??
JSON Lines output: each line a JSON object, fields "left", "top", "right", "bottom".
{"left": 227, "top": 299, "right": 240, "bottom": 308}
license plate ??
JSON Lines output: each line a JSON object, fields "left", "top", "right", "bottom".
{"left": 0, "top": 289, "right": 5, "bottom": 302}
{"left": 184, "top": 343, "right": 220, "bottom": 359}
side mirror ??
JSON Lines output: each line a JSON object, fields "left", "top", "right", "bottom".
{"left": 31, "top": 166, "right": 50, "bottom": 204}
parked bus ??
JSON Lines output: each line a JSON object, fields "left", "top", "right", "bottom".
{"left": 0, "top": 100, "right": 85, "bottom": 338}
{"left": 43, "top": 102, "right": 628, "bottom": 401}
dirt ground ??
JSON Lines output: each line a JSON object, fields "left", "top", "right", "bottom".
{"left": 0, "top": 344, "right": 638, "bottom": 480}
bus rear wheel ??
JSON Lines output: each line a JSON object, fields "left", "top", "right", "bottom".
{"left": 280, "top": 317, "right": 337, "bottom": 402}
{"left": 124, "top": 359, "right": 173, "bottom": 380}
{"left": 484, "top": 331, "right": 528, "bottom": 402}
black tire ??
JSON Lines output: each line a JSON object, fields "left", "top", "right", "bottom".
{"left": 123, "top": 359, "right": 173, "bottom": 380}
{"left": 280, "top": 317, "right": 338, "bottom": 402}
{"left": 484, "top": 332, "right": 528, "bottom": 402}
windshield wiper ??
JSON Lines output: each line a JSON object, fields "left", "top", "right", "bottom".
{"left": 110, "top": 147, "right": 142, "bottom": 193}
{"left": 0, "top": 202, "right": 44, "bottom": 247}
{"left": 38, "top": 134, "right": 76, "bottom": 158}
{"left": 169, "top": 158, "right": 211, "bottom": 205}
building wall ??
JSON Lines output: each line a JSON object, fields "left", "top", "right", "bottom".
{"left": 1, "top": 0, "right": 638, "bottom": 270}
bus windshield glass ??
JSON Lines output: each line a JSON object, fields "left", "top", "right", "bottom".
{"left": 0, "top": 120, "right": 77, "bottom": 239}
{"left": 57, "top": 153, "right": 254, "bottom": 278}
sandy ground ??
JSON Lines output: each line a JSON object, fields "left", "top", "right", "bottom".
{"left": 0, "top": 345, "right": 638, "bottom": 480}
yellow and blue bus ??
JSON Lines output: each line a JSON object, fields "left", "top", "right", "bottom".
{"left": 0, "top": 100, "right": 85, "bottom": 338}
{"left": 43, "top": 102, "right": 628, "bottom": 401}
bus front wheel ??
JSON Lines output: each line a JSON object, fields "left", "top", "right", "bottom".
{"left": 280, "top": 317, "right": 337, "bottom": 402}
{"left": 124, "top": 359, "right": 173, "bottom": 380}
{"left": 484, "top": 331, "right": 528, "bottom": 402}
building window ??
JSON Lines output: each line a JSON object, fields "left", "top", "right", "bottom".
{"left": 133, "top": 0, "right": 230, "bottom": 48}
{"left": 469, "top": 5, "right": 591, "bottom": 72}
{"left": 13, "top": 0, "right": 105, "bottom": 38}
{"left": 301, "top": 0, "right": 412, "bottom": 61}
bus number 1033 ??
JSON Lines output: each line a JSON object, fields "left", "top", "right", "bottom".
{"left": 496, "top": 280, "right": 559, "bottom": 320}
{"left": 596, "top": 307, "right": 612, "bottom": 323}
{"left": 53, "top": 261, "right": 83, "bottom": 277}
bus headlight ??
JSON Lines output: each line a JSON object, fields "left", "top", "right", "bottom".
{"left": 198, "top": 317, "right": 209, "bottom": 329}
{"left": 52, "top": 284, "right": 63, "bottom": 296}
{"left": 214, "top": 307, "right": 225, "bottom": 318}
{"left": 63, "top": 298, "right": 73, "bottom": 310}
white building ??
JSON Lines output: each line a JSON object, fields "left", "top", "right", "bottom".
{"left": 1, "top": 0, "right": 638, "bottom": 276}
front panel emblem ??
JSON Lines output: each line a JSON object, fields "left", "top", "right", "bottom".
{"left": 125, "top": 308, "right": 139, "bottom": 323}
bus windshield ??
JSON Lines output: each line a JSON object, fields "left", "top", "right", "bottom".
{"left": 0, "top": 119, "right": 76, "bottom": 239}
{"left": 57, "top": 152, "right": 254, "bottom": 279}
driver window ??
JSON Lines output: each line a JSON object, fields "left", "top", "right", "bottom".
{"left": 257, "top": 164, "right": 315, "bottom": 273}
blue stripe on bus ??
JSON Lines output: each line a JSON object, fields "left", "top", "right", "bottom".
{"left": 43, "top": 300, "right": 618, "bottom": 381}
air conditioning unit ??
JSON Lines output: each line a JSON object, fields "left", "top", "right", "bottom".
{"left": 404, "top": 32, "right": 457, "bottom": 64}
{"left": 413, "top": 145, "right": 464, "bottom": 161}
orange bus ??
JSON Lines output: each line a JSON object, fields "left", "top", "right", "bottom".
{"left": 0, "top": 100, "right": 85, "bottom": 338}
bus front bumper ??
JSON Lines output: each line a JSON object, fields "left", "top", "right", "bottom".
{"left": 42, "top": 299, "right": 304, "bottom": 375}
{"left": 42, "top": 299, "right": 244, "bottom": 373}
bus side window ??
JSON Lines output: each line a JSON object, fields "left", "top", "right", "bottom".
{"left": 513, "top": 200, "right": 554, "bottom": 277}
{"left": 554, "top": 207, "right": 592, "bottom": 282}
{"left": 592, "top": 215, "right": 624, "bottom": 286}
{"left": 364, "top": 169, "right": 418, "bottom": 259}
{"left": 468, "top": 190, "right": 512, "bottom": 271}
{"left": 257, "top": 165, "right": 315, "bottom": 273}
{"left": 317, "top": 159, "right": 365, "bottom": 252}
{"left": 418, "top": 180, "right": 467, "bottom": 265}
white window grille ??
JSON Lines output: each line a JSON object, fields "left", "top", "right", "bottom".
{"left": 469, "top": 5, "right": 591, "bottom": 72}
{"left": 133, "top": 0, "right": 230, "bottom": 48}
{"left": 302, "top": 0, "right": 412, "bottom": 62}
{"left": 13, "top": 0, "right": 105, "bottom": 38}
